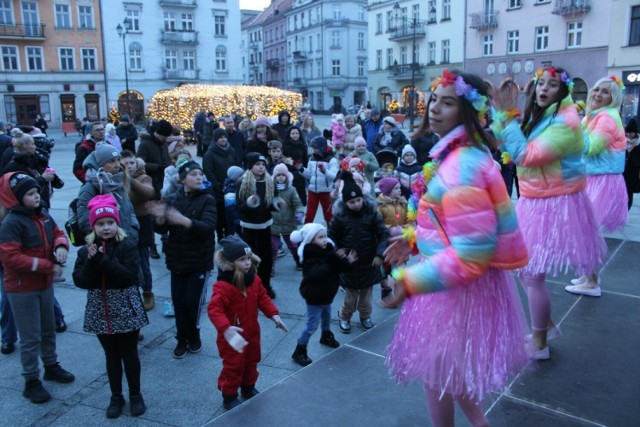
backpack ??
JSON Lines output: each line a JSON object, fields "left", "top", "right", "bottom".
{"left": 64, "top": 198, "right": 87, "bottom": 247}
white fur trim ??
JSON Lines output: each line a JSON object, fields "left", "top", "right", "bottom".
{"left": 31, "top": 257, "right": 38, "bottom": 271}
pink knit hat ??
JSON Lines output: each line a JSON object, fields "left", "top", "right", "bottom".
{"left": 88, "top": 194, "right": 120, "bottom": 228}
{"left": 354, "top": 136, "right": 366, "bottom": 148}
{"left": 253, "top": 115, "right": 272, "bottom": 128}
{"left": 272, "top": 163, "right": 293, "bottom": 184}
{"left": 377, "top": 177, "right": 400, "bottom": 197}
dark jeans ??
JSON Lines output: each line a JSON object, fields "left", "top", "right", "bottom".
{"left": 97, "top": 330, "right": 141, "bottom": 396}
{"left": 216, "top": 199, "right": 229, "bottom": 242}
{"left": 138, "top": 247, "right": 152, "bottom": 292}
{"left": 170, "top": 271, "right": 208, "bottom": 344}
{"left": 241, "top": 227, "right": 273, "bottom": 292}
{"left": 0, "top": 265, "right": 17, "bottom": 345}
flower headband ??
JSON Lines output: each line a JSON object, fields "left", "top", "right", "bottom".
{"left": 609, "top": 75, "right": 625, "bottom": 91}
{"left": 430, "top": 70, "right": 488, "bottom": 114}
{"left": 533, "top": 67, "right": 574, "bottom": 93}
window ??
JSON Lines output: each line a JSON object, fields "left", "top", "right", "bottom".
{"left": 376, "top": 49, "right": 382, "bottom": 69}
{"left": 214, "top": 15, "right": 226, "bottom": 36}
{"left": 507, "top": 30, "right": 519, "bottom": 54}
{"left": 376, "top": 13, "right": 382, "bottom": 33}
{"left": 1, "top": 46, "right": 18, "bottom": 71}
{"left": 78, "top": 5, "right": 93, "bottom": 29}
{"left": 441, "top": 39, "right": 450, "bottom": 63}
{"left": 535, "top": 26, "right": 549, "bottom": 51}
{"left": 401, "top": 46, "right": 407, "bottom": 65}
{"left": 331, "top": 30, "right": 340, "bottom": 48}
{"left": 442, "top": 0, "right": 451, "bottom": 20}
{"left": 631, "top": 6, "right": 640, "bottom": 46}
{"left": 428, "top": 41, "right": 436, "bottom": 64}
{"left": 386, "top": 11, "right": 393, "bottom": 32}
{"left": 26, "top": 46, "right": 42, "bottom": 71}
{"left": 183, "top": 50, "right": 195, "bottom": 70}
{"left": 412, "top": 4, "right": 420, "bottom": 21}
{"left": 55, "top": 4, "right": 71, "bottom": 28}
{"left": 21, "top": 1, "right": 38, "bottom": 36}
{"left": 164, "top": 12, "right": 176, "bottom": 31}
{"left": 358, "top": 6, "right": 365, "bottom": 21}
{"left": 181, "top": 13, "right": 193, "bottom": 32}
{"left": 215, "top": 45, "right": 226, "bottom": 71}
{"left": 333, "top": 4, "right": 341, "bottom": 19}
{"left": 386, "top": 48, "right": 393, "bottom": 68}
{"left": 428, "top": 0, "right": 436, "bottom": 22}
{"left": 413, "top": 43, "right": 419, "bottom": 64}
{"left": 165, "top": 50, "right": 177, "bottom": 70}
{"left": 0, "top": 1, "right": 12, "bottom": 25}
{"left": 567, "top": 21, "right": 582, "bottom": 48}
{"left": 81, "top": 48, "right": 96, "bottom": 71}
{"left": 358, "top": 32, "right": 364, "bottom": 49}
{"left": 129, "top": 42, "right": 142, "bottom": 70}
{"left": 126, "top": 9, "right": 140, "bottom": 31}
{"left": 358, "top": 60, "right": 364, "bottom": 77}
{"left": 508, "top": 0, "right": 522, "bottom": 8}
{"left": 316, "top": 60, "right": 321, "bottom": 77}
{"left": 483, "top": 34, "right": 493, "bottom": 56}
{"left": 332, "top": 59, "right": 340, "bottom": 76}
{"left": 59, "top": 47, "right": 74, "bottom": 71}
{"left": 308, "top": 36, "right": 312, "bottom": 52}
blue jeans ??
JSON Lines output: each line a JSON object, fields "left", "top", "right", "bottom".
{"left": 138, "top": 247, "right": 152, "bottom": 292}
{"left": 1, "top": 264, "right": 17, "bottom": 345}
{"left": 297, "top": 304, "right": 331, "bottom": 346}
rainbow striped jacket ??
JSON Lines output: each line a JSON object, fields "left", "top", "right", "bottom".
{"left": 582, "top": 107, "right": 626, "bottom": 175}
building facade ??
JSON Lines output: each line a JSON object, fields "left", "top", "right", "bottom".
{"left": 100, "top": 0, "right": 242, "bottom": 123}
{"left": 367, "top": 0, "right": 464, "bottom": 116}
{"left": 0, "top": 0, "right": 106, "bottom": 129}
{"left": 465, "top": 0, "right": 609, "bottom": 105}
{"left": 242, "top": 14, "right": 264, "bottom": 86}
{"left": 263, "top": 0, "right": 294, "bottom": 88}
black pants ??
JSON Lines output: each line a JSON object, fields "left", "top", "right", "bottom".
{"left": 241, "top": 227, "right": 273, "bottom": 292}
{"left": 171, "top": 271, "right": 207, "bottom": 344}
{"left": 216, "top": 199, "right": 228, "bottom": 242}
{"left": 97, "top": 331, "right": 141, "bottom": 396}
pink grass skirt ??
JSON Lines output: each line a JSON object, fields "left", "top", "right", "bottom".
{"left": 386, "top": 269, "right": 529, "bottom": 403}
{"left": 585, "top": 174, "right": 628, "bottom": 233}
{"left": 516, "top": 191, "right": 607, "bottom": 277}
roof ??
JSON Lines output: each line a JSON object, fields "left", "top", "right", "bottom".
{"left": 242, "top": 0, "right": 296, "bottom": 30}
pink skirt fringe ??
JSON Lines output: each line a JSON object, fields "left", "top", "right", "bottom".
{"left": 516, "top": 191, "right": 607, "bottom": 277}
{"left": 585, "top": 174, "right": 628, "bottom": 233}
{"left": 386, "top": 269, "right": 529, "bottom": 403}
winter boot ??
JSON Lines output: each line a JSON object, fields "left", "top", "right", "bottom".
{"left": 106, "top": 394, "right": 125, "bottom": 418}
{"left": 291, "top": 344, "right": 312, "bottom": 366}
{"left": 143, "top": 291, "right": 155, "bottom": 311}
{"left": 223, "top": 394, "right": 242, "bottom": 410}
{"left": 23, "top": 379, "right": 51, "bottom": 403}
{"left": 130, "top": 393, "right": 147, "bottom": 416}
{"left": 241, "top": 386, "right": 260, "bottom": 400}
{"left": 319, "top": 330, "right": 340, "bottom": 348}
{"left": 43, "top": 362, "right": 75, "bottom": 383}
{"left": 149, "top": 243, "right": 161, "bottom": 259}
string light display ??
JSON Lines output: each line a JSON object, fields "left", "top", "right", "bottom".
{"left": 146, "top": 84, "right": 303, "bottom": 131}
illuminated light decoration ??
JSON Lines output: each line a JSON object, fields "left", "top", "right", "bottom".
{"left": 108, "top": 104, "right": 120, "bottom": 125}
{"left": 388, "top": 99, "right": 400, "bottom": 113}
{"left": 146, "top": 84, "right": 303, "bottom": 131}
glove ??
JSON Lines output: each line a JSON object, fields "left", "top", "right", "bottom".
{"left": 272, "top": 315, "right": 289, "bottom": 332}
{"left": 223, "top": 326, "right": 248, "bottom": 353}
{"left": 317, "top": 163, "right": 325, "bottom": 172}
{"left": 295, "top": 162, "right": 304, "bottom": 171}
{"left": 295, "top": 212, "right": 304, "bottom": 225}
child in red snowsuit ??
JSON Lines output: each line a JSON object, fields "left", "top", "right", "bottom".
{"left": 207, "top": 236, "right": 288, "bottom": 411}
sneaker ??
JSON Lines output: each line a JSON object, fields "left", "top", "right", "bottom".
{"left": 570, "top": 275, "right": 587, "bottom": 286}
{"left": 564, "top": 284, "right": 602, "bottom": 297}
{"left": 223, "top": 395, "right": 242, "bottom": 411}
{"left": 43, "top": 362, "right": 75, "bottom": 383}
{"left": 53, "top": 275, "right": 66, "bottom": 283}
{"left": 188, "top": 338, "right": 202, "bottom": 354}
{"left": 149, "top": 245, "right": 161, "bottom": 260}
{"left": 291, "top": 344, "right": 313, "bottom": 366}
{"left": 360, "top": 317, "right": 374, "bottom": 330}
{"left": 162, "top": 300, "right": 175, "bottom": 317}
{"left": 240, "top": 386, "right": 260, "bottom": 400}
{"left": 173, "top": 341, "right": 188, "bottom": 359}
{"left": 55, "top": 319, "right": 67, "bottom": 333}
{"left": 319, "top": 330, "right": 340, "bottom": 348}
{"left": 23, "top": 379, "right": 51, "bottom": 404}
{"left": 295, "top": 262, "right": 303, "bottom": 271}
{"left": 1, "top": 342, "right": 15, "bottom": 355}
{"left": 106, "top": 394, "right": 125, "bottom": 418}
{"left": 277, "top": 248, "right": 286, "bottom": 257}
{"left": 129, "top": 393, "right": 147, "bottom": 417}
{"left": 338, "top": 315, "right": 351, "bottom": 334}
{"left": 526, "top": 342, "right": 550, "bottom": 361}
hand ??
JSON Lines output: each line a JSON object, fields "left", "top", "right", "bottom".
{"left": 295, "top": 162, "right": 304, "bottom": 171}
{"left": 53, "top": 264, "right": 63, "bottom": 277}
{"left": 295, "top": 212, "right": 304, "bottom": 224}
{"left": 146, "top": 201, "right": 167, "bottom": 218}
{"left": 87, "top": 243, "right": 98, "bottom": 259}
{"left": 223, "top": 326, "right": 248, "bottom": 353}
{"left": 336, "top": 248, "right": 347, "bottom": 258}
{"left": 165, "top": 207, "right": 191, "bottom": 228}
{"left": 277, "top": 200, "right": 287, "bottom": 210}
{"left": 317, "top": 163, "right": 325, "bottom": 172}
{"left": 347, "top": 249, "right": 358, "bottom": 264}
{"left": 372, "top": 256, "right": 383, "bottom": 267}
{"left": 383, "top": 236, "right": 413, "bottom": 265}
{"left": 379, "top": 281, "right": 407, "bottom": 308}
{"left": 272, "top": 315, "right": 289, "bottom": 332}
{"left": 492, "top": 80, "right": 519, "bottom": 112}
{"left": 41, "top": 172, "right": 55, "bottom": 182}
{"left": 53, "top": 247, "right": 68, "bottom": 264}
{"left": 247, "top": 195, "right": 260, "bottom": 207}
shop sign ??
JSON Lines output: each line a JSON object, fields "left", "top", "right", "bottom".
{"left": 623, "top": 70, "right": 640, "bottom": 86}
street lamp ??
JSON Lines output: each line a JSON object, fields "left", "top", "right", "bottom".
{"left": 116, "top": 18, "right": 132, "bottom": 119}
{"left": 393, "top": 2, "right": 425, "bottom": 130}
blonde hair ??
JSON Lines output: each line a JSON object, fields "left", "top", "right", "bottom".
{"left": 11, "top": 128, "right": 34, "bottom": 152}
{"left": 585, "top": 77, "right": 624, "bottom": 117}
{"left": 238, "top": 168, "right": 274, "bottom": 206}
{"left": 84, "top": 226, "right": 127, "bottom": 244}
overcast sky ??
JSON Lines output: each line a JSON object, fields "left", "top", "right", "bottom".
{"left": 240, "top": 0, "right": 270, "bottom": 11}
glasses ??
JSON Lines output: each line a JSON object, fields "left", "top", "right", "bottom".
{"left": 94, "top": 128, "right": 105, "bottom": 131}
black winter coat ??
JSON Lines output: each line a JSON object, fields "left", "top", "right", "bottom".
{"left": 411, "top": 132, "right": 440, "bottom": 166}
{"left": 137, "top": 132, "right": 170, "bottom": 196}
{"left": 282, "top": 139, "right": 309, "bottom": 168}
{"left": 203, "top": 143, "right": 240, "bottom": 199}
{"left": 373, "top": 129, "right": 409, "bottom": 155}
{"left": 236, "top": 179, "right": 277, "bottom": 228}
{"left": 2, "top": 153, "right": 63, "bottom": 209}
{"left": 154, "top": 188, "right": 217, "bottom": 273}
{"left": 329, "top": 200, "right": 389, "bottom": 289}
{"left": 227, "top": 130, "right": 246, "bottom": 162}
{"left": 116, "top": 123, "right": 138, "bottom": 153}
{"left": 299, "top": 242, "right": 353, "bottom": 305}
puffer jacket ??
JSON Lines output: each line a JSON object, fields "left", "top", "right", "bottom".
{"left": 376, "top": 194, "right": 409, "bottom": 228}
{"left": 396, "top": 161, "right": 423, "bottom": 199}
{"left": 582, "top": 107, "right": 626, "bottom": 175}
{"left": 299, "top": 242, "right": 353, "bottom": 305}
{"left": 373, "top": 127, "right": 409, "bottom": 155}
{"left": 0, "top": 173, "right": 69, "bottom": 293}
{"left": 73, "top": 237, "right": 148, "bottom": 335}
{"left": 128, "top": 162, "right": 155, "bottom": 248}
{"left": 329, "top": 199, "right": 389, "bottom": 289}
{"left": 302, "top": 151, "right": 339, "bottom": 193}
{"left": 350, "top": 150, "right": 379, "bottom": 186}
{"left": 344, "top": 124, "right": 363, "bottom": 153}
{"left": 203, "top": 142, "right": 241, "bottom": 200}
{"left": 137, "top": 132, "right": 170, "bottom": 196}
{"left": 399, "top": 125, "right": 528, "bottom": 295}
{"left": 271, "top": 183, "right": 303, "bottom": 235}
{"left": 155, "top": 187, "right": 216, "bottom": 273}
{"left": 492, "top": 95, "right": 585, "bottom": 198}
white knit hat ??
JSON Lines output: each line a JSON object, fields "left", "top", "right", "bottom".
{"left": 290, "top": 223, "right": 334, "bottom": 262}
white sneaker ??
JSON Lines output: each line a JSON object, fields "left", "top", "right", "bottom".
{"left": 570, "top": 275, "right": 587, "bottom": 286}
{"left": 564, "top": 284, "right": 602, "bottom": 297}
{"left": 526, "top": 324, "right": 562, "bottom": 342}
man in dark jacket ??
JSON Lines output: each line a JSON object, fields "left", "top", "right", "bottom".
{"left": 363, "top": 108, "right": 383, "bottom": 152}
{"left": 116, "top": 114, "right": 138, "bottom": 153}
{"left": 201, "top": 112, "right": 219, "bottom": 154}
{"left": 411, "top": 129, "right": 439, "bottom": 166}
{"left": 224, "top": 116, "right": 246, "bottom": 161}
{"left": 73, "top": 122, "right": 106, "bottom": 183}
{"left": 136, "top": 119, "right": 172, "bottom": 199}
{"left": 272, "top": 110, "right": 292, "bottom": 141}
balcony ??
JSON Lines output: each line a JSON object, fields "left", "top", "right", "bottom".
{"left": 266, "top": 58, "right": 280, "bottom": 69}
{"left": 249, "top": 42, "right": 260, "bottom": 50}
{"left": 552, "top": 0, "right": 591, "bottom": 16}
{"left": 249, "top": 61, "right": 259, "bottom": 71}
{"left": 388, "top": 24, "right": 426, "bottom": 42}
{"left": 292, "top": 51, "right": 307, "bottom": 62}
{"left": 0, "top": 23, "right": 45, "bottom": 40}
{"left": 159, "top": 0, "right": 197, "bottom": 7}
{"left": 388, "top": 63, "right": 425, "bottom": 81}
{"left": 292, "top": 77, "right": 304, "bottom": 86}
{"left": 164, "top": 69, "right": 199, "bottom": 81}
{"left": 468, "top": 11, "right": 499, "bottom": 31}
{"left": 161, "top": 30, "right": 198, "bottom": 45}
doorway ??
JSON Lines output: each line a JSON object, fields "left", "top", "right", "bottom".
{"left": 14, "top": 95, "right": 39, "bottom": 125}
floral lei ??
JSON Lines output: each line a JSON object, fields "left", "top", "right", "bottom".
{"left": 533, "top": 67, "right": 574, "bottom": 94}
{"left": 430, "top": 70, "right": 488, "bottom": 116}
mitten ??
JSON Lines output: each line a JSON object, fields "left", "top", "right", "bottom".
{"left": 223, "top": 326, "right": 248, "bottom": 353}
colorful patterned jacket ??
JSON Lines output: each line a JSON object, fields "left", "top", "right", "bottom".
{"left": 582, "top": 107, "right": 626, "bottom": 175}
{"left": 398, "top": 126, "right": 528, "bottom": 295}
{"left": 492, "top": 95, "right": 585, "bottom": 198}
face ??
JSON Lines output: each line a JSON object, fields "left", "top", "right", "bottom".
{"left": 269, "top": 148, "right": 282, "bottom": 161}
{"left": 182, "top": 168, "right": 203, "bottom": 191}
{"left": 225, "top": 119, "right": 235, "bottom": 131}
{"left": 311, "top": 229, "right": 328, "bottom": 249}
{"left": 275, "top": 173, "right": 288, "bottom": 184}
{"left": 390, "top": 183, "right": 402, "bottom": 199}
{"left": 21, "top": 187, "right": 40, "bottom": 209}
{"left": 94, "top": 217, "right": 118, "bottom": 240}
{"left": 102, "top": 157, "right": 121, "bottom": 174}
{"left": 121, "top": 156, "right": 137, "bottom": 175}
{"left": 256, "top": 124, "right": 267, "bottom": 135}
{"left": 289, "top": 128, "right": 300, "bottom": 140}
{"left": 589, "top": 82, "right": 613, "bottom": 111}
{"left": 428, "top": 84, "right": 462, "bottom": 136}
{"left": 234, "top": 254, "right": 252, "bottom": 273}
{"left": 383, "top": 122, "right": 393, "bottom": 132}
{"left": 345, "top": 118, "right": 355, "bottom": 129}
{"left": 346, "top": 197, "right": 363, "bottom": 211}
{"left": 304, "top": 116, "right": 314, "bottom": 126}
{"left": 216, "top": 134, "right": 228, "bottom": 146}
{"left": 280, "top": 114, "right": 289, "bottom": 125}
{"left": 23, "top": 139, "right": 36, "bottom": 155}
{"left": 91, "top": 125, "right": 105, "bottom": 141}
{"left": 252, "top": 161, "right": 266, "bottom": 176}
{"left": 535, "top": 70, "right": 562, "bottom": 108}
{"left": 174, "top": 141, "right": 185, "bottom": 151}
{"left": 370, "top": 113, "right": 380, "bottom": 121}
{"left": 108, "top": 128, "right": 116, "bottom": 135}
{"left": 356, "top": 144, "right": 366, "bottom": 154}
{"left": 354, "top": 176, "right": 365, "bottom": 188}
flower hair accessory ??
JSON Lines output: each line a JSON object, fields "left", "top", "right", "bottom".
{"left": 430, "top": 70, "right": 488, "bottom": 115}
{"left": 609, "top": 75, "right": 625, "bottom": 91}
{"left": 533, "top": 67, "right": 574, "bottom": 93}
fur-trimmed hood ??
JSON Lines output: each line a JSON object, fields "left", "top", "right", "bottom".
{"left": 215, "top": 249, "right": 261, "bottom": 272}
